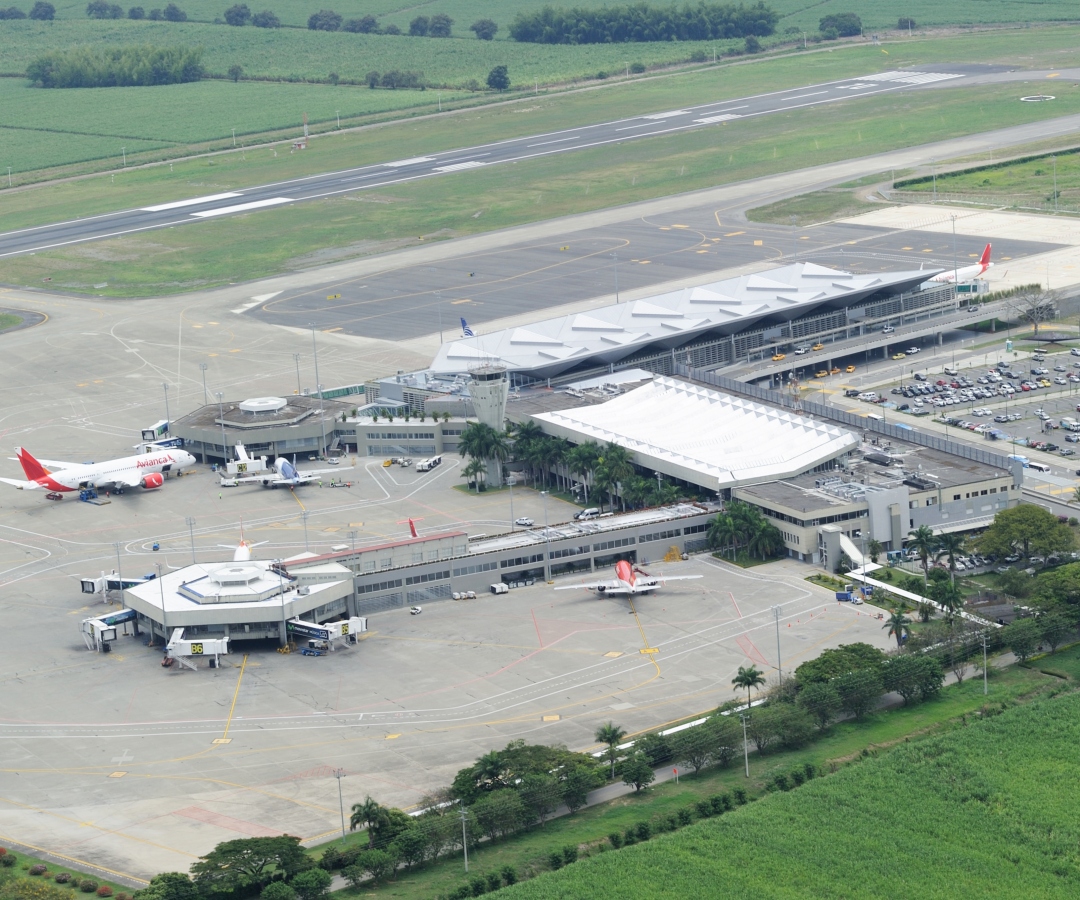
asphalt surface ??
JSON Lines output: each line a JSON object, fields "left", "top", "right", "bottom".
{"left": 0, "top": 63, "right": 1013, "bottom": 260}
{"left": 252, "top": 214, "right": 1060, "bottom": 341}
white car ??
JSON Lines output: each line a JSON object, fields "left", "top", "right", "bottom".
{"left": 514, "top": 516, "right": 534, "bottom": 527}
{"left": 906, "top": 347, "right": 920, "bottom": 354}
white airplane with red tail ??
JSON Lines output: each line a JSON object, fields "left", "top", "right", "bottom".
{"left": 925, "top": 243, "right": 993, "bottom": 284}
{"left": 1, "top": 446, "right": 195, "bottom": 494}
{"left": 555, "top": 559, "right": 701, "bottom": 596}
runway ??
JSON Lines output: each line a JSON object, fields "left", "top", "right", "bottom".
{"left": 0, "top": 64, "right": 1010, "bottom": 260}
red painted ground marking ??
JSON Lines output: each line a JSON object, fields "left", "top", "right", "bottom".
{"left": 531, "top": 608, "right": 544, "bottom": 648}
{"left": 735, "top": 633, "right": 769, "bottom": 667}
{"left": 729, "top": 592, "right": 742, "bottom": 617}
{"left": 173, "top": 807, "right": 281, "bottom": 837}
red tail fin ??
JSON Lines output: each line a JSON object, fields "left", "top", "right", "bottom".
{"left": 408, "top": 518, "right": 418, "bottom": 538}
{"left": 979, "top": 243, "right": 992, "bottom": 267}
{"left": 15, "top": 447, "right": 49, "bottom": 481}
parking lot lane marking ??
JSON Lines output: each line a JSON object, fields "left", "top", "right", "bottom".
{"left": 220, "top": 654, "right": 248, "bottom": 741}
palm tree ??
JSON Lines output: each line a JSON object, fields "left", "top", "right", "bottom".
{"left": 867, "top": 539, "right": 883, "bottom": 564}
{"left": 473, "top": 750, "right": 507, "bottom": 791}
{"left": 461, "top": 458, "right": 485, "bottom": 492}
{"left": 747, "top": 518, "right": 784, "bottom": 561}
{"left": 595, "top": 721, "right": 626, "bottom": 779}
{"left": 349, "top": 795, "right": 383, "bottom": 847}
{"left": 907, "top": 525, "right": 936, "bottom": 589}
{"left": 567, "top": 441, "right": 601, "bottom": 504}
{"left": 598, "top": 443, "right": 635, "bottom": 511}
{"left": 1073, "top": 485, "right": 1080, "bottom": 506}
{"left": 708, "top": 512, "right": 738, "bottom": 560}
{"left": 935, "top": 532, "right": 966, "bottom": 584}
{"left": 883, "top": 608, "right": 911, "bottom": 648}
{"left": 731, "top": 664, "right": 766, "bottom": 707}
{"left": 459, "top": 421, "right": 511, "bottom": 487}
{"left": 622, "top": 475, "right": 652, "bottom": 510}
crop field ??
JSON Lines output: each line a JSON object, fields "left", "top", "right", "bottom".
{"left": 0, "top": 76, "right": 472, "bottom": 172}
{"left": 502, "top": 689, "right": 1080, "bottom": 898}
{"left": 30, "top": 0, "right": 1080, "bottom": 31}
{"left": 9, "top": 77, "right": 1080, "bottom": 296}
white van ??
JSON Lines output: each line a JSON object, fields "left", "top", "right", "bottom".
{"left": 575, "top": 508, "right": 600, "bottom": 520}
{"left": 1028, "top": 462, "right": 1051, "bottom": 473}
{"left": 857, "top": 392, "right": 878, "bottom": 402}
{"left": 944, "top": 366, "right": 958, "bottom": 376}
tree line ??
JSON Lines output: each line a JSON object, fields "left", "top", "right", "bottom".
{"left": 86, "top": 0, "right": 187, "bottom": 19}
{"left": 508, "top": 1, "right": 779, "bottom": 44}
{"left": 706, "top": 500, "right": 784, "bottom": 561}
{"left": 0, "top": 2, "right": 54, "bottom": 18}
{"left": 26, "top": 44, "right": 204, "bottom": 87}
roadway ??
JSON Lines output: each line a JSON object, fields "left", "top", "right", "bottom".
{"left": 0, "top": 64, "right": 1015, "bottom": 260}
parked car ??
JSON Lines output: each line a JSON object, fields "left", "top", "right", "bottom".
{"left": 515, "top": 517, "right": 534, "bottom": 527}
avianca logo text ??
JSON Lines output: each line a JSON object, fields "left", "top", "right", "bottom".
{"left": 137, "top": 456, "right": 170, "bottom": 468}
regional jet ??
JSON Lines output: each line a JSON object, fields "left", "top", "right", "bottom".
{"left": 555, "top": 559, "right": 701, "bottom": 596}
{"left": 222, "top": 455, "right": 352, "bottom": 488}
{"left": 925, "top": 243, "right": 993, "bottom": 284}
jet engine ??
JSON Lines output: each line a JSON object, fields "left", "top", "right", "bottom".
{"left": 141, "top": 472, "right": 164, "bottom": 489}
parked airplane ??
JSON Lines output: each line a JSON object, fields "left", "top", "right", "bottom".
{"left": 0, "top": 446, "right": 195, "bottom": 493}
{"left": 554, "top": 559, "right": 701, "bottom": 596}
{"left": 223, "top": 454, "right": 352, "bottom": 488}
{"left": 925, "top": 243, "right": 993, "bottom": 284}
{"left": 218, "top": 519, "right": 268, "bottom": 561}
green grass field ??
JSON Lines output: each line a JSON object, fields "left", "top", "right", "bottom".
{"left": 312, "top": 652, "right": 1058, "bottom": 899}
{"left": 3, "top": 21, "right": 1080, "bottom": 179}
{"left": 0, "top": 313, "right": 22, "bottom": 330}
{"left": 498, "top": 686, "right": 1080, "bottom": 898}
{"left": 9, "top": 76, "right": 1080, "bottom": 296}
{"left": 28, "top": 0, "right": 1080, "bottom": 31}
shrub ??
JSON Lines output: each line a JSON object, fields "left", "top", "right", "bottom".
{"left": 29, "top": 0, "right": 54, "bottom": 17}
{"left": 897, "top": 16, "right": 915, "bottom": 29}
{"left": 804, "top": 762, "right": 818, "bottom": 781}
{"left": 115, "top": 895, "right": 131, "bottom": 900}
{"left": 622, "top": 827, "right": 637, "bottom": 846}
{"left": 447, "top": 887, "right": 470, "bottom": 900}
{"left": 546, "top": 851, "right": 563, "bottom": 871}
{"left": 689, "top": 49, "right": 706, "bottom": 62}
{"left": 80, "top": 882, "right": 98, "bottom": 893}
{"left": 744, "top": 35, "right": 760, "bottom": 53}
{"left": 790, "top": 767, "right": 805, "bottom": 787}
{"left": 0, "top": 854, "right": 16, "bottom": 867}
{"left": 380, "top": 22, "right": 399, "bottom": 33}
{"left": 30, "top": 866, "right": 48, "bottom": 876}
{"left": 223, "top": 2, "right": 249, "bottom": 25}
{"left": 162, "top": 1, "right": 185, "bottom": 20}
{"left": 677, "top": 807, "right": 694, "bottom": 826}
{"left": 468, "top": 875, "right": 487, "bottom": 898}
{"left": 732, "top": 787, "right": 748, "bottom": 805}
{"left": 608, "top": 831, "right": 624, "bottom": 849}
{"left": 251, "top": 9, "right": 277, "bottom": 26}
{"left": 500, "top": 866, "right": 518, "bottom": 886}
{"left": 428, "top": 12, "right": 452, "bottom": 36}
{"left": 634, "top": 821, "right": 651, "bottom": 842}
{"left": 342, "top": 14, "right": 376, "bottom": 32}
{"left": 629, "top": 61, "right": 646, "bottom": 73}
{"left": 469, "top": 18, "right": 497, "bottom": 40}
{"left": 484, "top": 873, "right": 501, "bottom": 892}
{"left": 819, "top": 12, "right": 860, "bottom": 36}
{"left": 96, "top": 888, "right": 113, "bottom": 898}
{"left": 54, "top": 875, "right": 71, "bottom": 884}
{"left": 709, "top": 793, "right": 731, "bottom": 815}
{"left": 769, "top": 773, "right": 791, "bottom": 792}
{"left": 128, "top": 6, "right": 143, "bottom": 16}
{"left": 561, "top": 845, "right": 578, "bottom": 865}
{"left": 0, "top": 6, "right": 27, "bottom": 17}
{"left": 307, "top": 8, "right": 340, "bottom": 30}
{"left": 694, "top": 799, "right": 712, "bottom": 818}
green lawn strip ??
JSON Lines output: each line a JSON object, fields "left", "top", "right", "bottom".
{"left": 746, "top": 188, "right": 879, "bottom": 225}
{"left": 5, "top": 23, "right": 1080, "bottom": 207}
{"left": 502, "top": 685, "right": 1080, "bottom": 898}
{"left": 0, "top": 313, "right": 23, "bottom": 331}
{"left": 318, "top": 663, "right": 1052, "bottom": 898}
{"left": 0, "top": 843, "right": 135, "bottom": 894}
{"left": 13, "top": 77, "right": 1080, "bottom": 297}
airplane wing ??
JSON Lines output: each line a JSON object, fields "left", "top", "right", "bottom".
{"left": 656, "top": 575, "right": 703, "bottom": 583}
{"left": 293, "top": 465, "right": 355, "bottom": 481}
{"left": 0, "top": 477, "right": 37, "bottom": 490}
{"left": 554, "top": 579, "right": 622, "bottom": 592}
{"left": 222, "top": 473, "right": 285, "bottom": 485}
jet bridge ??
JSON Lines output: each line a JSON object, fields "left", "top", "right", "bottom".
{"left": 165, "top": 628, "right": 230, "bottom": 671}
{"left": 81, "top": 608, "right": 139, "bottom": 651}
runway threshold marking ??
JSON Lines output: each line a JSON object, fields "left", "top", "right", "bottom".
{"left": 220, "top": 654, "right": 248, "bottom": 742}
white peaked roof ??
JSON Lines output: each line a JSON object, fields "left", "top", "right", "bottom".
{"left": 430, "top": 263, "right": 938, "bottom": 378}
{"left": 532, "top": 377, "right": 858, "bottom": 489}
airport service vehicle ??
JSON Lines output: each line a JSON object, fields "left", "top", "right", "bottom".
{"left": 515, "top": 517, "right": 534, "bottom": 527}
{"left": 223, "top": 455, "right": 351, "bottom": 488}
{"left": 1, "top": 446, "right": 195, "bottom": 493}
{"left": 925, "top": 244, "right": 993, "bottom": 283}
{"left": 555, "top": 559, "right": 701, "bottom": 596}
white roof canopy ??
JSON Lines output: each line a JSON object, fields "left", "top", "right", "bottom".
{"left": 533, "top": 376, "right": 858, "bottom": 489}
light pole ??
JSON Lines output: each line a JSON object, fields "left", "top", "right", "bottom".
{"left": 274, "top": 559, "right": 289, "bottom": 647}
{"left": 951, "top": 215, "right": 958, "bottom": 295}
{"left": 6, "top": 167, "right": 10, "bottom": 187}
{"left": 739, "top": 712, "right": 750, "bottom": 777}
{"left": 162, "top": 382, "right": 170, "bottom": 432}
{"left": 655, "top": 471, "right": 662, "bottom": 499}
{"left": 1053, "top": 154, "right": 1058, "bottom": 212}
{"left": 982, "top": 632, "right": 989, "bottom": 695}
{"left": 186, "top": 516, "right": 196, "bottom": 564}
{"left": 772, "top": 605, "right": 782, "bottom": 685}
{"left": 347, "top": 530, "right": 358, "bottom": 553}
{"left": 302, "top": 511, "right": 310, "bottom": 551}
{"left": 156, "top": 562, "right": 168, "bottom": 646}
{"left": 930, "top": 157, "right": 937, "bottom": 203}
{"left": 121, "top": 147, "right": 126, "bottom": 167}
{"left": 115, "top": 541, "right": 123, "bottom": 602}
{"left": 310, "top": 323, "right": 327, "bottom": 458}
{"left": 790, "top": 214, "right": 797, "bottom": 260}
{"left": 216, "top": 391, "right": 228, "bottom": 463}
{"left": 612, "top": 252, "right": 620, "bottom": 303}
{"left": 293, "top": 353, "right": 302, "bottom": 395}
{"left": 460, "top": 806, "right": 470, "bottom": 873}
{"left": 509, "top": 477, "right": 515, "bottom": 530}
{"left": 541, "top": 491, "right": 551, "bottom": 582}
{"left": 334, "top": 769, "right": 347, "bottom": 842}
{"left": 199, "top": 362, "right": 208, "bottom": 406}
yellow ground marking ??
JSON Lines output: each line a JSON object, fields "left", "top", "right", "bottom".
{"left": 604, "top": 651, "right": 623, "bottom": 658}
{"left": 638, "top": 260, "right": 651, "bottom": 264}
{"left": 385, "top": 734, "right": 401, "bottom": 740}
{"left": 349, "top": 522, "right": 364, "bottom": 527}
{"left": 323, "top": 327, "right": 343, "bottom": 333}
{"left": 212, "top": 738, "right": 232, "bottom": 744}
{"left": 0, "top": 832, "right": 149, "bottom": 885}
{"left": 108, "top": 772, "right": 126, "bottom": 778}
{"left": 696, "top": 249, "right": 709, "bottom": 254}
{"left": 1047, "top": 72, "right": 1060, "bottom": 78}
{"left": 672, "top": 224, "right": 688, "bottom": 228}
{"left": 724, "top": 231, "right": 745, "bottom": 236}
{"left": 542, "top": 715, "right": 560, "bottom": 722}
{"left": 229, "top": 348, "right": 242, "bottom": 352}
{"left": 323, "top": 526, "right": 340, "bottom": 532}
{"left": 451, "top": 298, "right": 471, "bottom": 305}
{"left": 639, "top": 648, "right": 659, "bottom": 654}
{"left": 901, "top": 246, "right": 913, "bottom": 250}
{"left": 220, "top": 654, "right": 248, "bottom": 741}
{"left": 754, "top": 240, "right": 763, "bottom": 246}
{"left": 208, "top": 321, "right": 218, "bottom": 325}
{"left": 292, "top": 493, "right": 306, "bottom": 511}
{"left": 326, "top": 294, "right": 341, "bottom": 300}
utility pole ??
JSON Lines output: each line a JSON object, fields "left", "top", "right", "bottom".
{"left": 334, "top": 769, "right": 347, "bottom": 842}
{"left": 982, "top": 632, "right": 989, "bottom": 695}
{"left": 347, "top": 530, "right": 358, "bottom": 553}
{"left": 216, "top": 391, "right": 228, "bottom": 463}
{"left": 6, "top": 167, "right": 11, "bottom": 187}
{"left": 931, "top": 157, "right": 937, "bottom": 204}
{"left": 612, "top": 252, "right": 620, "bottom": 302}
{"left": 790, "top": 214, "right": 797, "bottom": 260}
{"left": 186, "top": 516, "right": 196, "bottom": 564}
{"left": 1053, "top": 155, "right": 1058, "bottom": 212}
{"left": 772, "top": 605, "right": 782, "bottom": 685}
{"left": 293, "top": 353, "right": 302, "bottom": 395}
{"left": 199, "top": 362, "right": 208, "bottom": 406}
{"left": 739, "top": 713, "right": 750, "bottom": 777}
{"left": 302, "top": 510, "right": 310, "bottom": 551}
{"left": 121, "top": 147, "right": 126, "bottom": 167}
{"left": 459, "top": 806, "right": 470, "bottom": 872}
{"left": 309, "top": 323, "right": 327, "bottom": 458}
{"left": 162, "top": 382, "right": 171, "bottom": 433}
{"left": 115, "top": 541, "right": 123, "bottom": 602}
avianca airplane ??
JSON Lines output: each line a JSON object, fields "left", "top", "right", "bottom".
{"left": 555, "top": 559, "right": 702, "bottom": 596}
{"left": 926, "top": 243, "right": 993, "bottom": 284}
{"left": 1, "top": 446, "right": 195, "bottom": 493}
{"left": 225, "top": 455, "right": 352, "bottom": 488}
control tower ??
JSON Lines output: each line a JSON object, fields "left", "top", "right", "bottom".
{"left": 469, "top": 364, "right": 509, "bottom": 431}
